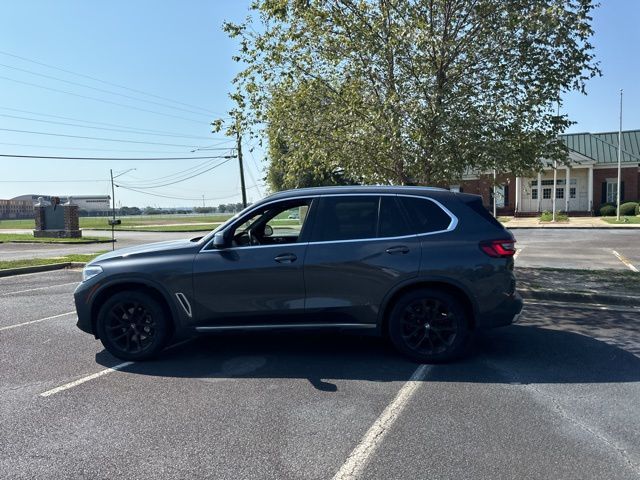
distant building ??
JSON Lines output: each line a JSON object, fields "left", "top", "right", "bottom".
{"left": 0, "top": 198, "right": 33, "bottom": 219}
{"left": 458, "top": 129, "right": 640, "bottom": 216}
{"left": 11, "top": 195, "right": 111, "bottom": 213}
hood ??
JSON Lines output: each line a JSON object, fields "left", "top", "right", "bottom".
{"left": 90, "top": 238, "right": 199, "bottom": 264}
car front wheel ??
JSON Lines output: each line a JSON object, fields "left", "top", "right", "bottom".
{"left": 96, "top": 291, "right": 170, "bottom": 361}
{"left": 388, "top": 288, "right": 471, "bottom": 363}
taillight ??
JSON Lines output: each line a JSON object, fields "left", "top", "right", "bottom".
{"left": 480, "top": 239, "right": 516, "bottom": 258}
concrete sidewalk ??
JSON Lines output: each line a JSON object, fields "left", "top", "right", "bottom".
{"left": 504, "top": 216, "right": 640, "bottom": 228}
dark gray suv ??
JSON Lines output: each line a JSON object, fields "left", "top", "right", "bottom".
{"left": 74, "top": 186, "right": 522, "bottom": 363}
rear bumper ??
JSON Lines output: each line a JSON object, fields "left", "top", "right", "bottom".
{"left": 476, "top": 292, "right": 523, "bottom": 329}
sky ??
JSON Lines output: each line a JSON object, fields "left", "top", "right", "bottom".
{"left": 0, "top": 1, "right": 639, "bottom": 208}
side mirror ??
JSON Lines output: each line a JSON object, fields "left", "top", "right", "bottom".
{"left": 212, "top": 231, "right": 227, "bottom": 249}
{"left": 263, "top": 224, "right": 273, "bottom": 237}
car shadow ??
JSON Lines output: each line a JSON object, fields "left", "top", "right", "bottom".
{"left": 95, "top": 324, "right": 640, "bottom": 390}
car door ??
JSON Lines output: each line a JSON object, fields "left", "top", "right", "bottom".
{"left": 192, "top": 198, "right": 316, "bottom": 327}
{"left": 303, "top": 194, "right": 421, "bottom": 325}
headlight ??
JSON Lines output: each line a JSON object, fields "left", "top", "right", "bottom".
{"left": 82, "top": 265, "right": 103, "bottom": 282}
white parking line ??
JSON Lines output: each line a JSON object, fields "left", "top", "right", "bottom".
{"left": 332, "top": 364, "right": 432, "bottom": 480}
{"left": 514, "top": 247, "right": 524, "bottom": 260}
{"left": 0, "top": 282, "right": 78, "bottom": 296}
{"left": 40, "top": 362, "right": 134, "bottom": 397}
{"left": 0, "top": 311, "right": 75, "bottom": 332}
{"left": 38, "top": 338, "right": 193, "bottom": 398}
{"left": 612, "top": 250, "right": 639, "bottom": 272}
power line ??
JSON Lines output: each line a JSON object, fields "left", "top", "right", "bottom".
{"left": 0, "top": 179, "right": 107, "bottom": 183}
{"left": 0, "top": 154, "right": 236, "bottom": 161}
{"left": 118, "top": 158, "right": 233, "bottom": 189}
{"left": 0, "top": 49, "right": 226, "bottom": 116}
{"left": 116, "top": 184, "right": 243, "bottom": 202}
{"left": 125, "top": 158, "right": 219, "bottom": 185}
{"left": 0, "top": 75, "right": 208, "bottom": 125}
{"left": 0, "top": 106, "right": 234, "bottom": 140}
{"left": 0, "top": 113, "right": 221, "bottom": 141}
{"left": 0, "top": 141, "right": 209, "bottom": 154}
{"left": 0, "top": 63, "right": 217, "bottom": 118}
{"left": 0, "top": 128, "right": 236, "bottom": 148}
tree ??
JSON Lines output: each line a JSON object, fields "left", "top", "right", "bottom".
{"left": 226, "top": 0, "right": 599, "bottom": 189}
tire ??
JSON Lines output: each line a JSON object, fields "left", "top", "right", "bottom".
{"left": 96, "top": 290, "right": 171, "bottom": 361}
{"left": 387, "top": 288, "right": 471, "bottom": 363}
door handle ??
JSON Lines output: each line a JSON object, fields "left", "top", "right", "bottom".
{"left": 385, "top": 245, "right": 410, "bottom": 255}
{"left": 274, "top": 253, "right": 297, "bottom": 263}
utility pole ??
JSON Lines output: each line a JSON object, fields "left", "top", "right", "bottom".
{"left": 236, "top": 129, "right": 247, "bottom": 208}
{"left": 110, "top": 168, "right": 116, "bottom": 250}
{"left": 616, "top": 89, "right": 623, "bottom": 221}
{"left": 492, "top": 168, "right": 497, "bottom": 218}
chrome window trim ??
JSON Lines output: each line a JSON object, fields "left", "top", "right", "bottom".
{"left": 199, "top": 192, "right": 458, "bottom": 253}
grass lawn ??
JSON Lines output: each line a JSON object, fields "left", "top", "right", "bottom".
{"left": 0, "top": 214, "right": 234, "bottom": 231}
{"left": 601, "top": 216, "right": 640, "bottom": 224}
{"left": 118, "top": 224, "right": 220, "bottom": 232}
{"left": 539, "top": 211, "right": 569, "bottom": 222}
{"left": 0, "top": 252, "right": 107, "bottom": 270}
{"left": 0, "top": 233, "right": 109, "bottom": 243}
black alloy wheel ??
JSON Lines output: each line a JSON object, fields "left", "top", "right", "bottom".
{"left": 388, "top": 288, "right": 471, "bottom": 363}
{"left": 97, "top": 291, "right": 170, "bottom": 361}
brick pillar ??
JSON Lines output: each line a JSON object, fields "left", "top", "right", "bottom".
{"left": 63, "top": 205, "right": 81, "bottom": 238}
{"left": 34, "top": 206, "right": 46, "bottom": 232}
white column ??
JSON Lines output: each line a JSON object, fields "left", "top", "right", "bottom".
{"left": 565, "top": 167, "right": 570, "bottom": 212}
{"left": 552, "top": 162, "right": 557, "bottom": 221}
{"left": 515, "top": 177, "right": 521, "bottom": 213}
{"left": 587, "top": 165, "right": 594, "bottom": 212}
{"left": 537, "top": 172, "right": 542, "bottom": 212}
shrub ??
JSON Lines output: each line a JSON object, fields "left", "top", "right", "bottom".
{"left": 636, "top": 204, "right": 639, "bottom": 216}
{"left": 620, "top": 202, "right": 639, "bottom": 216}
{"left": 599, "top": 204, "right": 616, "bottom": 216}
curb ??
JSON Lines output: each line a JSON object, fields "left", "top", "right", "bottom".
{"left": 0, "top": 262, "right": 87, "bottom": 278}
{"left": 508, "top": 226, "right": 640, "bottom": 230}
{"left": 519, "top": 288, "right": 639, "bottom": 307}
{"left": 4, "top": 240, "right": 114, "bottom": 245}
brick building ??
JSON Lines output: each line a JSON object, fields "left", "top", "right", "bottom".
{"left": 0, "top": 199, "right": 33, "bottom": 219}
{"left": 459, "top": 130, "right": 640, "bottom": 216}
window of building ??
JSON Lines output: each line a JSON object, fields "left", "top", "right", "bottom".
{"left": 570, "top": 187, "right": 576, "bottom": 199}
{"left": 531, "top": 188, "right": 538, "bottom": 200}
{"left": 556, "top": 188, "right": 564, "bottom": 199}
{"left": 606, "top": 181, "right": 617, "bottom": 203}
{"left": 543, "top": 188, "right": 552, "bottom": 199}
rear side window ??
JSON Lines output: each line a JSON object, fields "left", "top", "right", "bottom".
{"left": 463, "top": 196, "right": 503, "bottom": 229}
{"left": 399, "top": 196, "right": 452, "bottom": 234}
{"left": 313, "top": 196, "right": 379, "bottom": 241}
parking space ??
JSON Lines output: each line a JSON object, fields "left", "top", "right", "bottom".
{"left": 513, "top": 229, "right": 640, "bottom": 271}
{"left": 1, "top": 271, "right": 639, "bottom": 479}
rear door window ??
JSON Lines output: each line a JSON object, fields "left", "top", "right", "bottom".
{"left": 399, "top": 196, "right": 452, "bottom": 234}
{"left": 312, "top": 196, "right": 379, "bottom": 242}
{"left": 379, "top": 196, "right": 411, "bottom": 237}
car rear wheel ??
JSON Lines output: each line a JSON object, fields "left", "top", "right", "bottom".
{"left": 96, "top": 291, "right": 170, "bottom": 361}
{"left": 387, "top": 288, "right": 471, "bottom": 363}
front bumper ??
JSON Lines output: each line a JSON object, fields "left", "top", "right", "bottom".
{"left": 74, "top": 282, "right": 96, "bottom": 336}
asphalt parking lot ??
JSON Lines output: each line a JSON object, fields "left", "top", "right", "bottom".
{"left": 1, "top": 270, "right": 639, "bottom": 479}
{"left": 513, "top": 229, "right": 640, "bottom": 272}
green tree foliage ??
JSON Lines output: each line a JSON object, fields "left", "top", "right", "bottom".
{"left": 226, "top": 0, "right": 599, "bottom": 189}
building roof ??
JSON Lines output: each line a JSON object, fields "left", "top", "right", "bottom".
{"left": 561, "top": 130, "right": 640, "bottom": 164}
